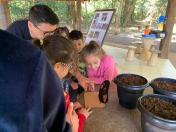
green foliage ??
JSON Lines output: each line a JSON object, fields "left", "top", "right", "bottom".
{"left": 8, "top": 0, "right": 168, "bottom": 29}
{"left": 8, "top": 1, "right": 31, "bottom": 20}
{"left": 8, "top": 0, "right": 71, "bottom": 23}
{"left": 131, "top": 0, "right": 168, "bottom": 26}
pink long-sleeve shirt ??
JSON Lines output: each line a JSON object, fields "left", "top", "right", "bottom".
{"left": 87, "top": 55, "right": 118, "bottom": 84}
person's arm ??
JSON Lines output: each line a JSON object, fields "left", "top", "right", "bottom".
{"left": 69, "top": 64, "right": 94, "bottom": 91}
{"left": 77, "top": 114, "right": 86, "bottom": 132}
{"left": 77, "top": 108, "right": 92, "bottom": 132}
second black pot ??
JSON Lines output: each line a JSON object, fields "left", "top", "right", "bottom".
{"left": 150, "top": 77, "right": 176, "bottom": 99}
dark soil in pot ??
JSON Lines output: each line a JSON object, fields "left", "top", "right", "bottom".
{"left": 117, "top": 75, "right": 146, "bottom": 86}
{"left": 150, "top": 78, "right": 176, "bottom": 99}
{"left": 141, "top": 97, "right": 176, "bottom": 120}
{"left": 153, "top": 81, "right": 176, "bottom": 92}
{"left": 137, "top": 94, "right": 176, "bottom": 132}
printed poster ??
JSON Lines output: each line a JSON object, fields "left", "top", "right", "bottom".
{"left": 85, "top": 9, "right": 115, "bottom": 46}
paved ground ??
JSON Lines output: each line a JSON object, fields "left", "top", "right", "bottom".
{"left": 104, "top": 32, "right": 176, "bottom": 68}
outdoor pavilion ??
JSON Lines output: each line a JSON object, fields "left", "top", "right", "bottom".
{"left": 0, "top": 0, "right": 176, "bottom": 131}
{"left": 0, "top": 0, "right": 176, "bottom": 58}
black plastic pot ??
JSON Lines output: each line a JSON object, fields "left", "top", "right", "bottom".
{"left": 114, "top": 74, "right": 148, "bottom": 109}
{"left": 150, "top": 77, "right": 176, "bottom": 99}
{"left": 137, "top": 94, "right": 176, "bottom": 132}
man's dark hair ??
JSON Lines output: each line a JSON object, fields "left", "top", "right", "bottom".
{"left": 29, "top": 4, "right": 59, "bottom": 25}
{"left": 69, "top": 30, "right": 83, "bottom": 40}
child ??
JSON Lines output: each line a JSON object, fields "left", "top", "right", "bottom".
{"left": 144, "top": 25, "right": 151, "bottom": 35}
{"left": 68, "top": 30, "right": 89, "bottom": 102}
{"left": 69, "top": 30, "right": 85, "bottom": 53}
{"left": 81, "top": 41, "right": 118, "bottom": 84}
{"left": 55, "top": 29, "right": 94, "bottom": 96}
{"left": 42, "top": 35, "right": 92, "bottom": 132}
{"left": 69, "top": 30, "right": 86, "bottom": 77}
{"left": 54, "top": 26, "right": 69, "bottom": 39}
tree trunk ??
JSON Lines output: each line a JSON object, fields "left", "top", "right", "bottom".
{"left": 120, "top": 0, "right": 125, "bottom": 27}
{"left": 76, "top": 0, "right": 81, "bottom": 30}
{"left": 68, "top": 1, "right": 77, "bottom": 29}
{"left": 66, "top": 2, "right": 71, "bottom": 25}
{"left": 159, "top": 0, "right": 176, "bottom": 58}
{"left": 0, "top": 1, "right": 11, "bottom": 29}
{"left": 120, "top": 0, "right": 137, "bottom": 27}
{"left": 84, "top": 1, "right": 88, "bottom": 30}
{"left": 73, "top": 2, "right": 77, "bottom": 29}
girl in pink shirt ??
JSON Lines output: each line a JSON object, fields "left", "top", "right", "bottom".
{"left": 81, "top": 41, "right": 118, "bottom": 84}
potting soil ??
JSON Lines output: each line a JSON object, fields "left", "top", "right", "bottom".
{"left": 118, "top": 75, "right": 146, "bottom": 86}
{"left": 154, "top": 81, "right": 176, "bottom": 92}
{"left": 142, "top": 97, "right": 176, "bottom": 120}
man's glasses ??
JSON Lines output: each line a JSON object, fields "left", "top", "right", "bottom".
{"left": 33, "top": 24, "right": 56, "bottom": 36}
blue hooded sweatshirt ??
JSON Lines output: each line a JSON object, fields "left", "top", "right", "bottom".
{"left": 0, "top": 29, "right": 70, "bottom": 132}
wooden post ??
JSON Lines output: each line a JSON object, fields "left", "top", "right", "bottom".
{"left": 159, "top": 0, "right": 176, "bottom": 58}
{"left": 67, "top": 1, "right": 76, "bottom": 29}
{"left": 84, "top": 1, "right": 88, "bottom": 29}
{"left": 76, "top": 0, "right": 81, "bottom": 30}
{"left": 0, "top": 0, "right": 11, "bottom": 29}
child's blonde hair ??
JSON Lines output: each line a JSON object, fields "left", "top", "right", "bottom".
{"left": 81, "top": 40, "right": 105, "bottom": 61}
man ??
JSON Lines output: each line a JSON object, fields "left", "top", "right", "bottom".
{"left": 0, "top": 29, "right": 79, "bottom": 132}
{"left": 6, "top": 4, "right": 58, "bottom": 40}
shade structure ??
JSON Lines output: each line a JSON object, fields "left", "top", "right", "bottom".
{"left": 0, "top": 0, "right": 89, "bottom": 4}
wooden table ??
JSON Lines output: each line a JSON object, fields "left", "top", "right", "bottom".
{"left": 84, "top": 45, "right": 176, "bottom": 132}
{"left": 104, "top": 45, "right": 176, "bottom": 81}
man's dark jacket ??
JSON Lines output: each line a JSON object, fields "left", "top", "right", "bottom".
{"left": 0, "top": 29, "right": 70, "bottom": 132}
